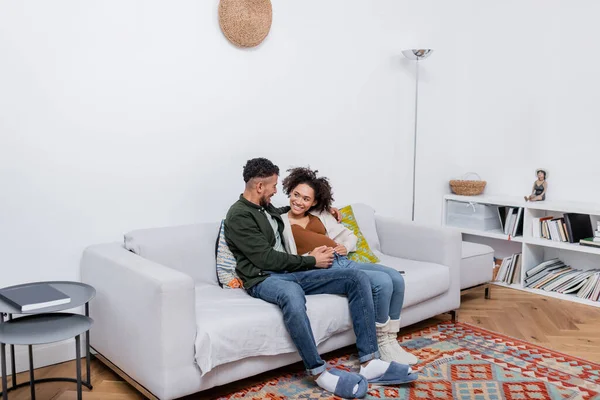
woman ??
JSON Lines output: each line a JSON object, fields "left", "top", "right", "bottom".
{"left": 281, "top": 167, "right": 418, "bottom": 365}
{"left": 524, "top": 169, "right": 548, "bottom": 202}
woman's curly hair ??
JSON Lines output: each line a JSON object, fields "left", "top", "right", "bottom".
{"left": 282, "top": 167, "right": 334, "bottom": 213}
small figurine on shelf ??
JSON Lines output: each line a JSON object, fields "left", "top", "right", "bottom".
{"left": 524, "top": 169, "right": 548, "bottom": 202}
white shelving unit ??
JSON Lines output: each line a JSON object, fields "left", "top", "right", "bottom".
{"left": 443, "top": 194, "right": 600, "bottom": 308}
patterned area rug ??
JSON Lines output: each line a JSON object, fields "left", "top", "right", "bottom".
{"left": 216, "top": 322, "right": 600, "bottom": 400}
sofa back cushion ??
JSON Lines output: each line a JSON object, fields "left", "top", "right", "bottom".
{"left": 349, "top": 203, "right": 381, "bottom": 252}
{"left": 125, "top": 222, "right": 220, "bottom": 286}
{"left": 340, "top": 205, "right": 380, "bottom": 263}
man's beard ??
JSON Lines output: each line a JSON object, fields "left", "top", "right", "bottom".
{"left": 259, "top": 194, "right": 270, "bottom": 208}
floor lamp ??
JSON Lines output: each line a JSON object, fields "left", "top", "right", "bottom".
{"left": 402, "top": 49, "right": 433, "bottom": 222}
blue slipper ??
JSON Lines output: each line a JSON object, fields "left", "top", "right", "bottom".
{"left": 328, "top": 369, "right": 368, "bottom": 399}
{"left": 367, "top": 362, "right": 418, "bottom": 385}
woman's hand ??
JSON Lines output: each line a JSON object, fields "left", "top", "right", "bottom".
{"left": 334, "top": 244, "right": 348, "bottom": 256}
{"left": 330, "top": 207, "right": 343, "bottom": 222}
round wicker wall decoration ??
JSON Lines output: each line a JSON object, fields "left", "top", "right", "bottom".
{"left": 218, "top": 0, "right": 272, "bottom": 48}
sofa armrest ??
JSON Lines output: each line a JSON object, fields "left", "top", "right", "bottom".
{"left": 375, "top": 214, "right": 462, "bottom": 276}
{"left": 80, "top": 243, "right": 196, "bottom": 399}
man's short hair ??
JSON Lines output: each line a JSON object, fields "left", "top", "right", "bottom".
{"left": 243, "top": 158, "right": 280, "bottom": 183}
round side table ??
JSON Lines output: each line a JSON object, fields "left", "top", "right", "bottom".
{"left": 0, "top": 281, "right": 95, "bottom": 400}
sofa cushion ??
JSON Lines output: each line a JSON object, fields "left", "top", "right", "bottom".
{"left": 462, "top": 241, "right": 494, "bottom": 259}
{"left": 193, "top": 284, "right": 353, "bottom": 375}
{"left": 124, "top": 222, "right": 221, "bottom": 286}
{"left": 350, "top": 203, "right": 381, "bottom": 252}
{"left": 340, "top": 205, "right": 380, "bottom": 263}
{"left": 374, "top": 252, "right": 450, "bottom": 308}
{"left": 215, "top": 220, "right": 243, "bottom": 289}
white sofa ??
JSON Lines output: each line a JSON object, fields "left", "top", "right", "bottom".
{"left": 80, "top": 204, "right": 461, "bottom": 400}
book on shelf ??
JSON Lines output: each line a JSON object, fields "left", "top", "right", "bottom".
{"left": 512, "top": 208, "right": 524, "bottom": 237}
{"left": 563, "top": 220, "right": 571, "bottom": 242}
{"left": 525, "top": 261, "right": 568, "bottom": 286}
{"left": 593, "top": 275, "right": 600, "bottom": 300}
{"left": 530, "top": 267, "right": 574, "bottom": 290}
{"left": 536, "top": 216, "right": 554, "bottom": 240}
{"left": 525, "top": 258, "right": 561, "bottom": 278}
{"left": 580, "top": 238, "right": 600, "bottom": 248}
{"left": 559, "top": 271, "right": 597, "bottom": 294}
{"left": 533, "top": 214, "right": 593, "bottom": 244}
{"left": 0, "top": 284, "right": 71, "bottom": 312}
{"left": 525, "top": 260, "right": 569, "bottom": 286}
{"left": 543, "top": 269, "right": 580, "bottom": 292}
{"left": 500, "top": 207, "right": 523, "bottom": 237}
{"left": 549, "top": 219, "right": 561, "bottom": 242}
{"left": 564, "top": 213, "right": 593, "bottom": 244}
{"left": 524, "top": 259, "right": 600, "bottom": 302}
{"left": 562, "top": 276, "right": 592, "bottom": 294}
{"left": 495, "top": 252, "right": 522, "bottom": 284}
{"left": 577, "top": 272, "right": 600, "bottom": 301}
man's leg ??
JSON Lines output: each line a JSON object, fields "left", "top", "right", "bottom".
{"left": 289, "top": 269, "right": 379, "bottom": 364}
{"left": 247, "top": 276, "right": 368, "bottom": 398}
{"left": 247, "top": 276, "right": 325, "bottom": 375}
{"left": 291, "top": 269, "right": 417, "bottom": 383}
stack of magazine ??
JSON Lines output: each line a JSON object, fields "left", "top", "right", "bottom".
{"left": 524, "top": 258, "right": 600, "bottom": 301}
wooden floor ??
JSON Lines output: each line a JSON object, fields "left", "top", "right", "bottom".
{"left": 2, "top": 286, "right": 600, "bottom": 399}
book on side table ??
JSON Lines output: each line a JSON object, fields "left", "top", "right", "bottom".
{"left": 0, "top": 284, "right": 71, "bottom": 312}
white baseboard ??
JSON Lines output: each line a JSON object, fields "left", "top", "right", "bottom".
{"left": 4, "top": 337, "right": 86, "bottom": 375}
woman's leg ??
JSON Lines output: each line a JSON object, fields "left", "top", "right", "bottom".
{"left": 341, "top": 258, "right": 418, "bottom": 365}
{"left": 358, "top": 269, "right": 393, "bottom": 325}
{"left": 342, "top": 260, "right": 405, "bottom": 321}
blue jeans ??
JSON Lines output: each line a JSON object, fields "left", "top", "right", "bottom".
{"left": 246, "top": 268, "right": 380, "bottom": 375}
{"left": 331, "top": 255, "right": 405, "bottom": 324}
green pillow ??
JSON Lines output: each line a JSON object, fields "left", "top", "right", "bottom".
{"left": 340, "top": 205, "right": 380, "bottom": 264}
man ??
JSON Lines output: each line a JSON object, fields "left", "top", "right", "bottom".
{"left": 224, "top": 158, "right": 416, "bottom": 399}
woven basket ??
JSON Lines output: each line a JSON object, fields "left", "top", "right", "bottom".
{"left": 449, "top": 173, "right": 486, "bottom": 196}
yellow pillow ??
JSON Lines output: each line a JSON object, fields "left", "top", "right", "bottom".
{"left": 340, "top": 205, "right": 380, "bottom": 264}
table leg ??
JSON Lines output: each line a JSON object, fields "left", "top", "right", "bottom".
{"left": 76, "top": 335, "right": 82, "bottom": 400}
{"left": 29, "top": 345, "right": 35, "bottom": 400}
{"left": 1, "top": 343, "right": 7, "bottom": 400}
{"left": 8, "top": 315, "right": 15, "bottom": 389}
{"left": 85, "top": 303, "right": 91, "bottom": 386}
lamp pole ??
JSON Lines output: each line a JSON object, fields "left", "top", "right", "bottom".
{"left": 402, "top": 49, "right": 433, "bottom": 222}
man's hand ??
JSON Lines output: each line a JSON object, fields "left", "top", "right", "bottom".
{"left": 333, "top": 244, "right": 348, "bottom": 256}
{"left": 310, "top": 245, "right": 334, "bottom": 268}
{"left": 330, "top": 207, "right": 343, "bottom": 223}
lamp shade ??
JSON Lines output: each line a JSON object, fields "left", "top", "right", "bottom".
{"left": 402, "top": 49, "right": 433, "bottom": 61}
